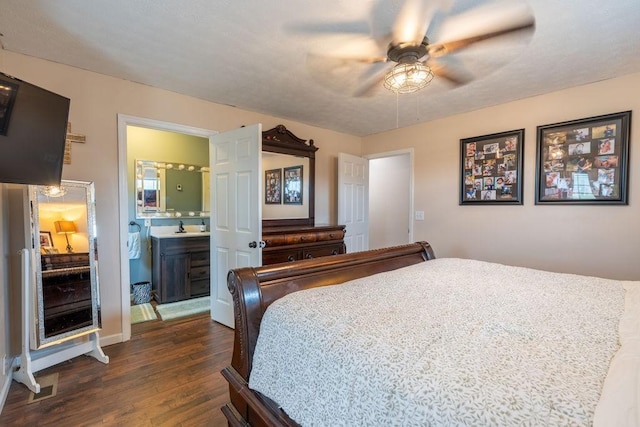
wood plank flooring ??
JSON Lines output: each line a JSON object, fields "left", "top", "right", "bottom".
{"left": 0, "top": 312, "right": 234, "bottom": 426}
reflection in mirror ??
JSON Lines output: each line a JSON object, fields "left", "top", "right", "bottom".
{"left": 30, "top": 180, "right": 101, "bottom": 349}
{"left": 262, "top": 153, "right": 309, "bottom": 220}
{"left": 135, "top": 159, "right": 210, "bottom": 219}
{"left": 262, "top": 124, "right": 318, "bottom": 227}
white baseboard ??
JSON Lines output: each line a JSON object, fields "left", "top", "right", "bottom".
{"left": 0, "top": 356, "right": 18, "bottom": 416}
{"left": 0, "top": 374, "right": 10, "bottom": 416}
{"left": 99, "top": 332, "right": 123, "bottom": 347}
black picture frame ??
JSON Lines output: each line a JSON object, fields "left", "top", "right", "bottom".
{"left": 283, "top": 165, "right": 303, "bottom": 205}
{"left": 460, "top": 129, "right": 524, "bottom": 205}
{"left": 0, "top": 79, "right": 18, "bottom": 136}
{"left": 535, "top": 111, "right": 631, "bottom": 205}
{"left": 265, "top": 168, "right": 282, "bottom": 204}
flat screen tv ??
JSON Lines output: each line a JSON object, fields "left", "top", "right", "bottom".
{"left": 0, "top": 71, "right": 70, "bottom": 185}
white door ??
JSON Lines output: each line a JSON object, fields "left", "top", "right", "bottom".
{"left": 338, "top": 153, "right": 369, "bottom": 253}
{"left": 209, "top": 124, "right": 262, "bottom": 328}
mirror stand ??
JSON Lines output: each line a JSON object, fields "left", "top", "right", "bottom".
{"left": 13, "top": 249, "right": 108, "bottom": 394}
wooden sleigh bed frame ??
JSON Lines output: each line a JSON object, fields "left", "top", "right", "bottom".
{"left": 220, "top": 242, "right": 436, "bottom": 426}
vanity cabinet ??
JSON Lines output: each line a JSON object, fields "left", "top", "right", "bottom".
{"left": 151, "top": 236, "right": 210, "bottom": 303}
{"left": 262, "top": 225, "right": 346, "bottom": 265}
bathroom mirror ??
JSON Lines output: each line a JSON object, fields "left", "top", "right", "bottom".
{"left": 262, "top": 125, "right": 318, "bottom": 227}
{"left": 29, "top": 180, "right": 101, "bottom": 349}
{"left": 135, "top": 159, "right": 210, "bottom": 219}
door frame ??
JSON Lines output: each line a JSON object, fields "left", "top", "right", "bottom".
{"left": 365, "top": 148, "right": 414, "bottom": 247}
{"left": 116, "top": 114, "right": 217, "bottom": 342}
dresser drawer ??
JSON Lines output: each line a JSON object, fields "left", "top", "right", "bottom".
{"left": 302, "top": 243, "right": 345, "bottom": 260}
{"left": 190, "top": 265, "right": 210, "bottom": 281}
{"left": 285, "top": 233, "right": 317, "bottom": 245}
{"left": 190, "top": 251, "right": 210, "bottom": 267}
{"left": 190, "top": 279, "right": 210, "bottom": 297}
{"left": 261, "top": 225, "right": 345, "bottom": 265}
{"left": 263, "top": 234, "right": 287, "bottom": 247}
{"left": 315, "top": 229, "right": 345, "bottom": 242}
{"left": 263, "top": 249, "right": 302, "bottom": 264}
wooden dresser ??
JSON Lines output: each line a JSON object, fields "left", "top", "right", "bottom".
{"left": 262, "top": 225, "right": 346, "bottom": 265}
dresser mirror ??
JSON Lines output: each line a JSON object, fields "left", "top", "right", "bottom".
{"left": 135, "top": 159, "right": 210, "bottom": 219}
{"left": 29, "top": 180, "right": 101, "bottom": 349}
{"left": 262, "top": 125, "right": 318, "bottom": 227}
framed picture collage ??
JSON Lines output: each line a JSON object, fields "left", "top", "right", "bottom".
{"left": 459, "top": 111, "right": 631, "bottom": 206}
{"left": 460, "top": 129, "right": 524, "bottom": 205}
{"left": 535, "top": 111, "right": 631, "bottom": 204}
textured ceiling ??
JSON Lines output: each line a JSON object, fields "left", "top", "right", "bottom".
{"left": 0, "top": 0, "right": 639, "bottom": 137}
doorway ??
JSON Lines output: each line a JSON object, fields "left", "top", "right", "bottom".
{"left": 117, "top": 115, "right": 217, "bottom": 341}
{"left": 338, "top": 149, "right": 413, "bottom": 253}
{"left": 367, "top": 149, "right": 413, "bottom": 250}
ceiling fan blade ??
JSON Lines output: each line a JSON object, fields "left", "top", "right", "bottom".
{"left": 308, "top": 34, "right": 387, "bottom": 62}
{"left": 352, "top": 62, "right": 394, "bottom": 97}
{"left": 306, "top": 51, "right": 387, "bottom": 95}
{"left": 428, "top": 1, "right": 534, "bottom": 57}
{"left": 392, "top": 0, "right": 443, "bottom": 45}
{"left": 426, "top": 59, "right": 472, "bottom": 86}
{"left": 284, "top": 20, "right": 371, "bottom": 37}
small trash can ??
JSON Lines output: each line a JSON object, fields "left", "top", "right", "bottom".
{"left": 132, "top": 281, "right": 152, "bottom": 305}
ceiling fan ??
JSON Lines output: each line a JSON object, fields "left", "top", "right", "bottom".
{"left": 303, "top": 0, "right": 535, "bottom": 96}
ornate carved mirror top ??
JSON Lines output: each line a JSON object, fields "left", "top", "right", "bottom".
{"left": 262, "top": 125, "right": 318, "bottom": 227}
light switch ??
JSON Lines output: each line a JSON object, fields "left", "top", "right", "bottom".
{"left": 415, "top": 210, "right": 425, "bottom": 221}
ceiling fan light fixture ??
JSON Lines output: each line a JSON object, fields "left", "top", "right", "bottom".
{"left": 40, "top": 185, "right": 67, "bottom": 198}
{"left": 384, "top": 62, "right": 434, "bottom": 94}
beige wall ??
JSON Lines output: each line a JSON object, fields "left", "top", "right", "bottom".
{"left": 363, "top": 72, "right": 640, "bottom": 280}
{"left": 0, "top": 51, "right": 362, "bottom": 349}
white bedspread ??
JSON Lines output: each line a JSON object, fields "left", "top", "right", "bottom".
{"left": 249, "top": 258, "right": 639, "bottom": 426}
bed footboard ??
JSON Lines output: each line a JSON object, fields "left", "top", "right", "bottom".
{"left": 220, "top": 242, "right": 435, "bottom": 425}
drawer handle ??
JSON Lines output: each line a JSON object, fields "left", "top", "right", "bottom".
{"left": 287, "top": 255, "right": 295, "bottom": 262}
{"left": 329, "top": 233, "right": 335, "bottom": 238}
{"left": 300, "top": 236, "right": 306, "bottom": 241}
{"left": 306, "top": 253, "right": 313, "bottom": 259}
{"left": 332, "top": 250, "right": 338, "bottom": 255}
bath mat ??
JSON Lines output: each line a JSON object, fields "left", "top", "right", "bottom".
{"left": 156, "top": 296, "right": 210, "bottom": 321}
{"left": 131, "top": 303, "right": 157, "bottom": 324}
{"left": 27, "top": 373, "right": 58, "bottom": 404}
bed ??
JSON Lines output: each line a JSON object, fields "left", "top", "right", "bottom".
{"left": 220, "top": 242, "right": 639, "bottom": 426}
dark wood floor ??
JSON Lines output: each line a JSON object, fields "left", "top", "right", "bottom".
{"left": 0, "top": 312, "right": 234, "bottom": 426}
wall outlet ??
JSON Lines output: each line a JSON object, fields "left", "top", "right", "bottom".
{"left": 144, "top": 219, "right": 151, "bottom": 227}
{"left": 415, "top": 210, "right": 425, "bottom": 221}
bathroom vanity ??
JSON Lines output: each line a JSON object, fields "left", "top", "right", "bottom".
{"left": 151, "top": 233, "right": 210, "bottom": 303}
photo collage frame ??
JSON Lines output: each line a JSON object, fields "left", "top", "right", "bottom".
{"left": 535, "top": 111, "right": 631, "bottom": 204}
{"left": 460, "top": 129, "right": 524, "bottom": 205}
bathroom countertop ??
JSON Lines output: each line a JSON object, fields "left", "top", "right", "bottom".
{"left": 150, "top": 231, "right": 210, "bottom": 238}
{"left": 150, "top": 225, "right": 209, "bottom": 238}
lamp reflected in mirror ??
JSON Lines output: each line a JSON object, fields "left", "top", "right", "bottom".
{"left": 54, "top": 220, "right": 77, "bottom": 253}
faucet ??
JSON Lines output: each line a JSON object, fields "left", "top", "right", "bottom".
{"left": 177, "top": 220, "right": 185, "bottom": 233}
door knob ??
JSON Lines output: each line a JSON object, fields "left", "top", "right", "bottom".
{"left": 248, "top": 241, "right": 257, "bottom": 248}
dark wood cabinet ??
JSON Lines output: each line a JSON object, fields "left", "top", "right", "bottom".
{"left": 151, "top": 236, "right": 210, "bottom": 303}
{"left": 262, "top": 225, "right": 346, "bottom": 265}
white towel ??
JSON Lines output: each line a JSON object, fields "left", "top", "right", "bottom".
{"left": 128, "top": 232, "right": 141, "bottom": 259}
